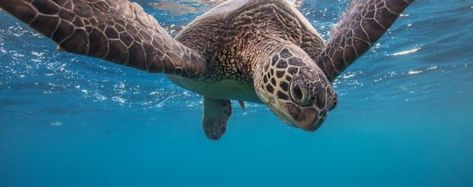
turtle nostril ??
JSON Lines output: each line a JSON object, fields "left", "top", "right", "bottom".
{"left": 329, "top": 99, "right": 338, "bottom": 111}
{"left": 320, "top": 110, "right": 327, "bottom": 117}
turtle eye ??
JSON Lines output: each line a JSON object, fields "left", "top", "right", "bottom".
{"left": 289, "top": 80, "right": 310, "bottom": 106}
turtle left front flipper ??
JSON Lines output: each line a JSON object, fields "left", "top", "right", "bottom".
{"left": 203, "top": 98, "right": 232, "bottom": 140}
{"left": 0, "top": 0, "right": 207, "bottom": 77}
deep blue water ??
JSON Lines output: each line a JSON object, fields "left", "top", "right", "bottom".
{"left": 1, "top": 0, "right": 472, "bottom": 186}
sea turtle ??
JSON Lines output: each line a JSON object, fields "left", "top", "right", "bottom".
{"left": 0, "top": 0, "right": 413, "bottom": 140}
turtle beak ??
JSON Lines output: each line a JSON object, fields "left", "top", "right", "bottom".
{"left": 294, "top": 108, "right": 326, "bottom": 132}
{"left": 285, "top": 103, "right": 326, "bottom": 132}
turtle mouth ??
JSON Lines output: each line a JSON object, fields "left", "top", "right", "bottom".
{"left": 269, "top": 102, "right": 325, "bottom": 132}
{"left": 285, "top": 103, "right": 324, "bottom": 132}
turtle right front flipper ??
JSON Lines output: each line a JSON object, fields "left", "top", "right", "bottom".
{"left": 0, "top": 0, "right": 207, "bottom": 77}
{"left": 316, "top": 0, "right": 414, "bottom": 81}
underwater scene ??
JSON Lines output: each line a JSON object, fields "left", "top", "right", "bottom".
{"left": 1, "top": 0, "right": 472, "bottom": 186}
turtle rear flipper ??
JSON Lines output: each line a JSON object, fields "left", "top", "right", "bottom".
{"left": 317, "top": 0, "right": 414, "bottom": 81}
{"left": 0, "top": 0, "right": 207, "bottom": 77}
{"left": 203, "top": 98, "right": 232, "bottom": 140}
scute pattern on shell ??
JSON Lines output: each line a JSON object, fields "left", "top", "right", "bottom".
{"left": 175, "top": 0, "right": 325, "bottom": 82}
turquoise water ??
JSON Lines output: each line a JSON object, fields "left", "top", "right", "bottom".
{"left": 1, "top": 0, "right": 473, "bottom": 186}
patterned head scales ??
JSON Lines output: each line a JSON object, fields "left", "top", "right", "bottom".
{"left": 255, "top": 46, "right": 338, "bottom": 131}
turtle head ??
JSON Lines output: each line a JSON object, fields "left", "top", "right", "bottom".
{"left": 255, "top": 46, "right": 338, "bottom": 131}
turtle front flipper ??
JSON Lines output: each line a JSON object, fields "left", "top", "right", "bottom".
{"left": 0, "top": 0, "right": 206, "bottom": 77}
{"left": 317, "top": 0, "right": 414, "bottom": 81}
{"left": 203, "top": 98, "right": 232, "bottom": 140}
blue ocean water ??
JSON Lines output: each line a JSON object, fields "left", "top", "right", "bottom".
{"left": 1, "top": 0, "right": 472, "bottom": 186}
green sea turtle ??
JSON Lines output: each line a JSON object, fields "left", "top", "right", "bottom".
{"left": 0, "top": 0, "right": 413, "bottom": 140}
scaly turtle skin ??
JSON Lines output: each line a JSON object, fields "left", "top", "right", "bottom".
{"left": 0, "top": 0, "right": 413, "bottom": 140}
